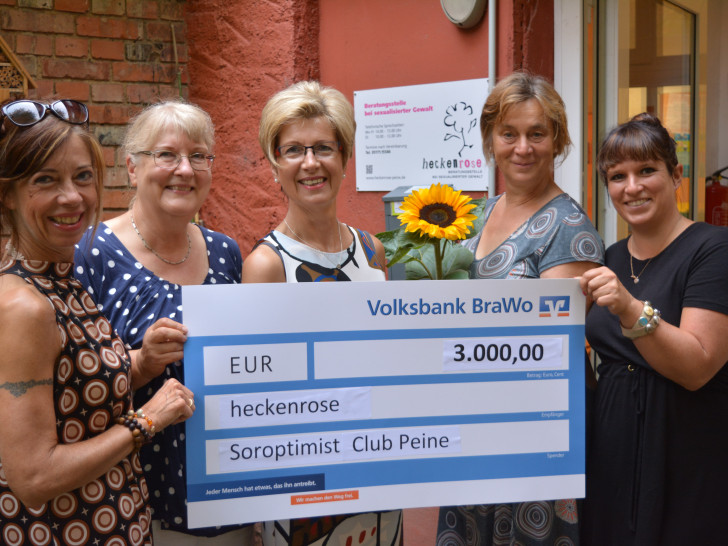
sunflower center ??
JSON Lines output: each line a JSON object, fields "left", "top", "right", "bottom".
{"left": 420, "top": 203, "right": 457, "bottom": 227}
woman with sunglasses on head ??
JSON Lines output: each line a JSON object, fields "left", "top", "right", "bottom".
{"left": 579, "top": 114, "right": 728, "bottom": 545}
{"left": 0, "top": 98, "right": 195, "bottom": 544}
{"left": 242, "top": 81, "right": 398, "bottom": 545}
{"left": 73, "top": 100, "right": 251, "bottom": 544}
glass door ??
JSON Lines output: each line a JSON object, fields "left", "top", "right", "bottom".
{"left": 626, "top": 0, "right": 695, "bottom": 219}
{"left": 588, "top": 0, "right": 709, "bottom": 244}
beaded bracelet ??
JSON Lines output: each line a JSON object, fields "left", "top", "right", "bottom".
{"left": 128, "top": 408, "right": 156, "bottom": 437}
{"left": 117, "top": 414, "right": 153, "bottom": 454}
{"left": 621, "top": 300, "right": 661, "bottom": 339}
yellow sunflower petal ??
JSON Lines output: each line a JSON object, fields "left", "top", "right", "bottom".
{"left": 396, "top": 183, "right": 477, "bottom": 240}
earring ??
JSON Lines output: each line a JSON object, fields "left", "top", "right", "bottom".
{"left": 274, "top": 178, "right": 279, "bottom": 183}
{"left": 343, "top": 174, "right": 346, "bottom": 178}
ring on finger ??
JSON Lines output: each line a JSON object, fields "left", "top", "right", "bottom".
{"left": 188, "top": 398, "right": 194, "bottom": 408}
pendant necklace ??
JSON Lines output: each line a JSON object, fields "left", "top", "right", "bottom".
{"left": 283, "top": 218, "right": 344, "bottom": 269}
{"left": 628, "top": 239, "right": 652, "bottom": 284}
{"left": 131, "top": 212, "right": 191, "bottom": 265}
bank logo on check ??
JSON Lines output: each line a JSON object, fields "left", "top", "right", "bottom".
{"left": 539, "top": 296, "right": 570, "bottom": 318}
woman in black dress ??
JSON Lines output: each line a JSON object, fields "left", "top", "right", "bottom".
{"left": 580, "top": 113, "right": 728, "bottom": 545}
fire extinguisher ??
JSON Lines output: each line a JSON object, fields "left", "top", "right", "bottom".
{"left": 705, "top": 166, "right": 728, "bottom": 226}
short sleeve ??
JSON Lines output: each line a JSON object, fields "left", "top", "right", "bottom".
{"left": 537, "top": 197, "right": 605, "bottom": 274}
{"left": 683, "top": 226, "right": 728, "bottom": 316}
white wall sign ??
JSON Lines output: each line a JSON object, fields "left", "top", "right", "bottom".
{"left": 354, "top": 78, "right": 489, "bottom": 191}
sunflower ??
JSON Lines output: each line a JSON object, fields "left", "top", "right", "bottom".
{"left": 398, "top": 183, "right": 478, "bottom": 240}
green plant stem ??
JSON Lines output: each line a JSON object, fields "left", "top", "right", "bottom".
{"left": 433, "top": 238, "right": 444, "bottom": 280}
{"left": 411, "top": 256, "right": 434, "bottom": 279}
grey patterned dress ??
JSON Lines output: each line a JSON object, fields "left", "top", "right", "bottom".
{"left": 437, "top": 192, "right": 604, "bottom": 546}
{"left": 463, "top": 193, "right": 604, "bottom": 280}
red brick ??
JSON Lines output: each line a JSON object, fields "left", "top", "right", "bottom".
{"left": 144, "top": 21, "right": 186, "bottom": 42}
{"left": 126, "top": 0, "right": 158, "bottom": 19}
{"left": 28, "top": 80, "right": 54, "bottom": 99}
{"left": 55, "top": 0, "right": 90, "bottom": 12}
{"left": 17, "top": 54, "right": 38, "bottom": 76}
{"left": 55, "top": 36, "right": 89, "bottom": 58}
{"left": 159, "top": 0, "right": 184, "bottom": 21}
{"left": 126, "top": 83, "right": 159, "bottom": 104}
{"left": 54, "top": 80, "right": 90, "bottom": 101}
{"left": 43, "top": 58, "right": 111, "bottom": 80}
{"left": 102, "top": 188, "right": 135, "bottom": 208}
{"left": 94, "top": 124, "right": 126, "bottom": 146}
{"left": 159, "top": 42, "right": 187, "bottom": 63}
{"left": 91, "top": 39, "right": 125, "bottom": 60}
{"left": 88, "top": 103, "right": 131, "bottom": 124}
{"left": 76, "top": 16, "right": 141, "bottom": 39}
{"left": 2, "top": 10, "right": 75, "bottom": 33}
{"left": 159, "top": 85, "right": 184, "bottom": 101}
{"left": 101, "top": 209, "right": 127, "bottom": 221}
{"left": 103, "top": 168, "right": 132, "bottom": 190}
{"left": 112, "top": 61, "right": 176, "bottom": 83}
{"left": 18, "top": 0, "right": 51, "bottom": 8}
{"left": 16, "top": 34, "right": 53, "bottom": 56}
{"left": 101, "top": 145, "right": 116, "bottom": 167}
{"left": 0, "top": 0, "right": 17, "bottom": 6}
{"left": 91, "top": 0, "right": 124, "bottom": 16}
{"left": 91, "top": 82, "right": 124, "bottom": 102}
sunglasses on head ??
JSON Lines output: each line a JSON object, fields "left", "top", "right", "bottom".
{"left": 0, "top": 99, "right": 89, "bottom": 128}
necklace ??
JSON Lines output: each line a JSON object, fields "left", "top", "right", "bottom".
{"left": 131, "top": 212, "right": 191, "bottom": 265}
{"left": 629, "top": 253, "right": 652, "bottom": 283}
{"left": 283, "top": 218, "right": 344, "bottom": 269}
{"left": 628, "top": 239, "right": 652, "bottom": 284}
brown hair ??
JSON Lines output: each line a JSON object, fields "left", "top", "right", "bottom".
{"left": 597, "top": 112, "right": 679, "bottom": 183}
{"left": 0, "top": 101, "right": 104, "bottom": 247}
{"left": 480, "top": 71, "right": 571, "bottom": 163}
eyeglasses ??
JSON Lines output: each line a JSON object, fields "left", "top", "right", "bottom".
{"left": 137, "top": 150, "right": 215, "bottom": 171}
{"left": 0, "top": 99, "right": 89, "bottom": 128}
{"left": 275, "top": 141, "right": 341, "bottom": 161}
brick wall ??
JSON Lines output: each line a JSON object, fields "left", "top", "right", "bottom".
{"left": 0, "top": 0, "right": 189, "bottom": 219}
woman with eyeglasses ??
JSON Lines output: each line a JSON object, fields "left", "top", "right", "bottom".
{"left": 242, "top": 81, "right": 397, "bottom": 545}
{"left": 242, "top": 80, "right": 386, "bottom": 284}
{"left": 73, "top": 100, "right": 251, "bottom": 544}
{"left": 0, "top": 98, "right": 195, "bottom": 544}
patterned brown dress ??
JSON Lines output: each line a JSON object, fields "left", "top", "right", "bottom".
{"left": 0, "top": 258, "right": 152, "bottom": 545}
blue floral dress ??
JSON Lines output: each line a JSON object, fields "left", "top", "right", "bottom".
{"left": 74, "top": 223, "right": 242, "bottom": 536}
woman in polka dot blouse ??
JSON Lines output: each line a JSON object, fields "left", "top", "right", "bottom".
{"left": 74, "top": 101, "right": 251, "bottom": 544}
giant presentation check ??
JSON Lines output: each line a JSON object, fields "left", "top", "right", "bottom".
{"left": 182, "top": 278, "right": 586, "bottom": 527}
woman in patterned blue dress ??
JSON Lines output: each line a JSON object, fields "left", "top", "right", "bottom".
{"left": 436, "top": 72, "right": 604, "bottom": 545}
{"left": 243, "top": 82, "right": 401, "bottom": 546}
{"left": 0, "top": 98, "right": 194, "bottom": 544}
{"left": 74, "top": 101, "right": 251, "bottom": 544}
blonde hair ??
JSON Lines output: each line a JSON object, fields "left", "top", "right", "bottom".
{"left": 259, "top": 81, "right": 355, "bottom": 168}
{"left": 480, "top": 71, "right": 571, "bottom": 163}
{"left": 124, "top": 99, "right": 215, "bottom": 157}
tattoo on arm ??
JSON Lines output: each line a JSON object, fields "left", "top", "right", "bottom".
{"left": 0, "top": 378, "right": 53, "bottom": 398}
